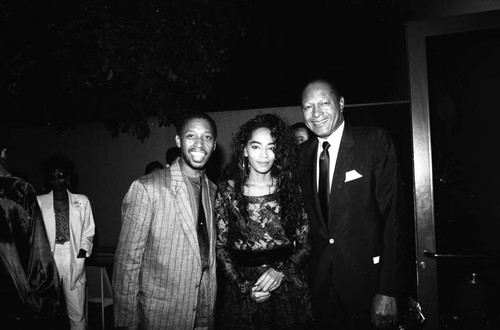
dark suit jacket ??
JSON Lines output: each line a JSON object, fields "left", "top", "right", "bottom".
{"left": 299, "top": 124, "right": 407, "bottom": 320}
{"left": 0, "top": 176, "right": 62, "bottom": 327}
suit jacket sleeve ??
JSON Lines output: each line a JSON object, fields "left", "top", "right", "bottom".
{"left": 113, "top": 179, "right": 153, "bottom": 327}
{"left": 374, "top": 129, "right": 408, "bottom": 297}
{"left": 80, "top": 197, "right": 95, "bottom": 257}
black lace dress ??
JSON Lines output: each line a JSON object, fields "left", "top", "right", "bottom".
{"left": 216, "top": 180, "right": 313, "bottom": 329}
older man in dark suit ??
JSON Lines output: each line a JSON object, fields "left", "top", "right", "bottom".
{"left": 298, "top": 80, "right": 408, "bottom": 329}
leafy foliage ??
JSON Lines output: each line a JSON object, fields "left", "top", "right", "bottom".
{"left": 1, "top": 0, "right": 248, "bottom": 141}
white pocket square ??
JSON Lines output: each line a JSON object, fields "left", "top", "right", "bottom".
{"left": 345, "top": 170, "right": 363, "bottom": 182}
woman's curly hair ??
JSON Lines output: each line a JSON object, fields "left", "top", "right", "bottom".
{"left": 221, "top": 113, "right": 304, "bottom": 234}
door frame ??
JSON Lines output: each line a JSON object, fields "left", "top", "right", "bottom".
{"left": 407, "top": 9, "right": 500, "bottom": 329}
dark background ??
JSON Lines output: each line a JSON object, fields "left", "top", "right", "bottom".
{"left": 1, "top": 0, "right": 409, "bottom": 140}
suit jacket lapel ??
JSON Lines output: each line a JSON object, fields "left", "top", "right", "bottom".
{"left": 329, "top": 125, "right": 355, "bottom": 221}
{"left": 39, "top": 191, "right": 56, "bottom": 252}
{"left": 203, "top": 175, "right": 217, "bottom": 268}
{"left": 67, "top": 191, "right": 79, "bottom": 245}
{"left": 169, "top": 163, "right": 201, "bottom": 266}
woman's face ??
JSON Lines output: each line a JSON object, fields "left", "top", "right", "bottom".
{"left": 244, "top": 127, "right": 276, "bottom": 175}
{"left": 49, "top": 167, "right": 70, "bottom": 192}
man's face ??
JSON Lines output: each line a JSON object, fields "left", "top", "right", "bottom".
{"left": 302, "top": 82, "right": 344, "bottom": 138}
{"left": 49, "top": 168, "right": 70, "bottom": 192}
{"left": 293, "top": 128, "right": 310, "bottom": 145}
{"left": 175, "top": 118, "right": 216, "bottom": 174}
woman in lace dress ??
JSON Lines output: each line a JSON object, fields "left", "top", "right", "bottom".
{"left": 216, "top": 113, "right": 312, "bottom": 329}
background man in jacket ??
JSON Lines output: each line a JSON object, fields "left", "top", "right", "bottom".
{"left": 0, "top": 146, "right": 64, "bottom": 329}
{"left": 37, "top": 155, "right": 95, "bottom": 330}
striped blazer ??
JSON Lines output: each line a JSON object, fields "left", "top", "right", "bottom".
{"left": 113, "top": 161, "right": 217, "bottom": 329}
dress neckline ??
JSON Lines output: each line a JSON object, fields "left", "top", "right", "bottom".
{"left": 243, "top": 191, "right": 278, "bottom": 202}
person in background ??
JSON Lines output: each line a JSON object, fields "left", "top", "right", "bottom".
{"left": 144, "top": 160, "right": 164, "bottom": 175}
{"left": 216, "top": 113, "right": 312, "bottom": 329}
{"left": 37, "top": 155, "right": 95, "bottom": 330}
{"left": 0, "top": 146, "right": 64, "bottom": 329}
{"left": 298, "top": 79, "right": 408, "bottom": 329}
{"left": 291, "top": 122, "right": 314, "bottom": 145}
{"left": 113, "top": 113, "right": 218, "bottom": 329}
{"left": 165, "top": 146, "right": 181, "bottom": 167}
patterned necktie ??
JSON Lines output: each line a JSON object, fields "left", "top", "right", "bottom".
{"left": 197, "top": 179, "right": 210, "bottom": 272}
{"left": 318, "top": 141, "right": 330, "bottom": 223}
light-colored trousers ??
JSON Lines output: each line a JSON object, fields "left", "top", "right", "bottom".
{"left": 54, "top": 242, "right": 86, "bottom": 330}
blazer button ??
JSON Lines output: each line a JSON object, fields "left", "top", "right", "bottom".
{"left": 329, "top": 238, "right": 335, "bottom": 244}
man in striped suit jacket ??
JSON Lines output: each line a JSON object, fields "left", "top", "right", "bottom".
{"left": 113, "top": 113, "right": 218, "bottom": 329}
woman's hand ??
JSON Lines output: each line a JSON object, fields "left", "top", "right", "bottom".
{"left": 250, "top": 286, "right": 271, "bottom": 303}
{"left": 253, "top": 267, "right": 284, "bottom": 292}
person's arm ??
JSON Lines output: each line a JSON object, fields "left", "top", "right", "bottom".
{"left": 372, "top": 129, "right": 407, "bottom": 325}
{"left": 215, "top": 184, "right": 244, "bottom": 286}
{"left": 255, "top": 201, "right": 311, "bottom": 293}
{"left": 79, "top": 196, "right": 95, "bottom": 257}
{"left": 285, "top": 202, "right": 311, "bottom": 270}
{"left": 113, "top": 179, "right": 153, "bottom": 328}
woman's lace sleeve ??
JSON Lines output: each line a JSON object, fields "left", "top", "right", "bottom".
{"left": 215, "top": 184, "right": 245, "bottom": 287}
{"left": 290, "top": 205, "right": 311, "bottom": 268}
{"left": 273, "top": 204, "right": 311, "bottom": 279}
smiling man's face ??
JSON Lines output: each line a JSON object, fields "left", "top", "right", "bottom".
{"left": 175, "top": 118, "right": 216, "bottom": 176}
{"left": 302, "top": 81, "right": 344, "bottom": 138}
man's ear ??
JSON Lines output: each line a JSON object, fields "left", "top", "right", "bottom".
{"left": 213, "top": 141, "right": 216, "bottom": 151}
{"left": 175, "top": 135, "right": 181, "bottom": 148}
{"left": 339, "top": 97, "right": 345, "bottom": 112}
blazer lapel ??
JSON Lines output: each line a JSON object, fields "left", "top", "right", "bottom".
{"left": 203, "top": 176, "right": 217, "bottom": 268}
{"left": 169, "top": 163, "right": 201, "bottom": 266}
{"left": 67, "top": 191, "right": 80, "bottom": 254}
{"left": 329, "top": 125, "right": 355, "bottom": 221}
{"left": 40, "top": 191, "right": 56, "bottom": 252}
